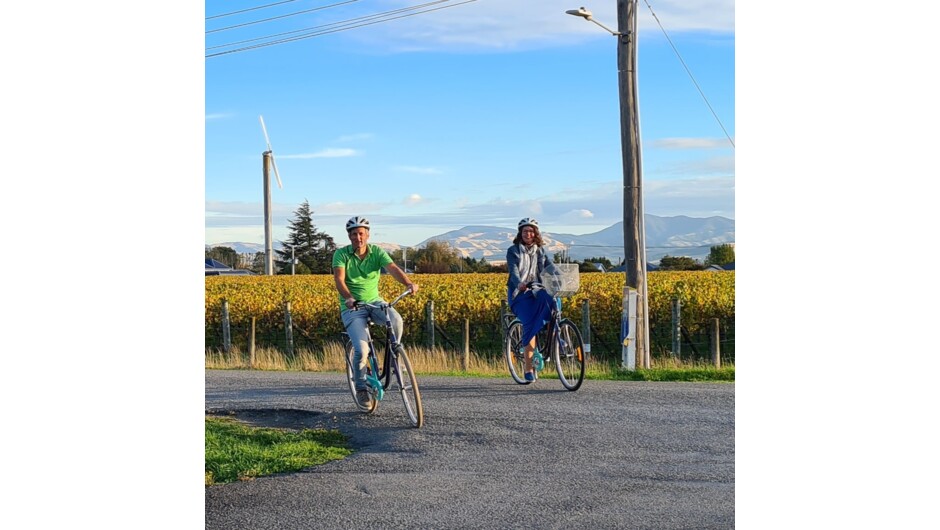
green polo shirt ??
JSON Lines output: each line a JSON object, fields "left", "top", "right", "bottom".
{"left": 332, "top": 244, "right": 393, "bottom": 312}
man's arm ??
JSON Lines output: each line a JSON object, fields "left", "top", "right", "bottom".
{"left": 332, "top": 266, "right": 357, "bottom": 309}
{"left": 385, "top": 263, "right": 419, "bottom": 294}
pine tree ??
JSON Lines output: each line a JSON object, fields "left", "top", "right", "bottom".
{"left": 274, "top": 200, "right": 337, "bottom": 274}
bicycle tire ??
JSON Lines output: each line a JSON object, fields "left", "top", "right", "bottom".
{"left": 553, "top": 319, "right": 586, "bottom": 391}
{"left": 344, "top": 339, "right": 377, "bottom": 413}
{"left": 504, "top": 320, "right": 530, "bottom": 384}
{"left": 393, "top": 345, "right": 424, "bottom": 428}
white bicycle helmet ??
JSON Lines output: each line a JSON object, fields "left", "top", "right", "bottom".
{"left": 346, "top": 216, "right": 371, "bottom": 231}
{"left": 518, "top": 217, "right": 539, "bottom": 230}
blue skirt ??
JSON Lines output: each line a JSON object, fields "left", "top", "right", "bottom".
{"left": 509, "top": 289, "right": 555, "bottom": 346}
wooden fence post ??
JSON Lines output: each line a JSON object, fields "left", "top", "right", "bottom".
{"left": 284, "top": 301, "right": 294, "bottom": 357}
{"left": 581, "top": 299, "right": 591, "bottom": 357}
{"left": 248, "top": 317, "right": 256, "bottom": 368}
{"left": 426, "top": 300, "right": 435, "bottom": 349}
{"left": 671, "top": 297, "right": 682, "bottom": 358}
{"left": 221, "top": 299, "right": 231, "bottom": 354}
{"left": 249, "top": 317, "right": 256, "bottom": 368}
{"left": 710, "top": 318, "right": 721, "bottom": 369}
{"left": 462, "top": 318, "right": 470, "bottom": 372}
{"left": 500, "top": 300, "right": 509, "bottom": 343}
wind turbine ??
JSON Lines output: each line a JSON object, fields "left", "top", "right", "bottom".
{"left": 260, "top": 115, "right": 283, "bottom": 275}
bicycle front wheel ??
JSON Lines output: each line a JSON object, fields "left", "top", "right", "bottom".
{"left": 345, "top": 339, "right": 377, "bottom": 413}
{"left": 553, "top": 319, "right": 586, "bottom": 391}
{"left": 393, "top": 345, "right": 424, "bottom": 428}
{"left": 504, "top": 320, "right": 529, "bottom": 384}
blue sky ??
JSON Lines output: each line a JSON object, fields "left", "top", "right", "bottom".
{"left": 206, "top": 0, "right": 735, "bottom": 247}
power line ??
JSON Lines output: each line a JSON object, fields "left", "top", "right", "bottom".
{"left": 207, "top": 0, "right": 453, "bottom": 52}
{"left": 207, "top": 0, "right": 361, "bottom": 34}
{"left": 206, "top": 0, "right": 302, "bottom": 21}
{"left": 206, "top": 0, "right": 478, "bottom": 58}
{"left": 641, "top": 0, "right": 734, "bottom": 149}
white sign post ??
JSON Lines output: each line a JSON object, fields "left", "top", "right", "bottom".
{"left": 622, "top": 287, "right": 638, "bottom": 370}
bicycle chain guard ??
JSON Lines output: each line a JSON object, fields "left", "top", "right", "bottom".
{"left": 366, "top": 372, "right": 384, "bottom": 401}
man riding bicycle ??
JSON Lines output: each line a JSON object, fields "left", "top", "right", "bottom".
{"left": 332, "top": 216, "right": 418, "bottom": 409}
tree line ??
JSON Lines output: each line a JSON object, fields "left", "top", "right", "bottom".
{"left": 205, "top": 200, "right": 735, "bottom": 274}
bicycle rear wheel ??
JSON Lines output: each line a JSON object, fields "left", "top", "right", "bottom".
{"left": 504, "top": 320, "right": 530, "bottom": 384}
{"left": 344, "top": 339, "right": 377, "bottom": 412}
{"left": 553, "top": 319, "right": 586, "bottom": 391}
{"left": 393, "top": 345, "right": 424, "bottom": 428}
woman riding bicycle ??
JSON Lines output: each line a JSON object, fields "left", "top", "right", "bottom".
{"left": 332, "top": 216, "right": 418, "bottom": 409}
{"left": 506, "top": 217, "right": 559, "bottom": 382}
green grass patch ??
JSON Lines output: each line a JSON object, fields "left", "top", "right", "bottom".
{"left": 205, "top": 416, "right": 352, "bottom": 486}
{"left": 605, "top": 366, "right": 735, "bottom": 382}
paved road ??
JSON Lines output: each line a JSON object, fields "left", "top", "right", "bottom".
{"left": 205, "top": 370, "right": 734, "bottom": 529}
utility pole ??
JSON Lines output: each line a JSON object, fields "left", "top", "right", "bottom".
{"left": 263, "top": 150, "right": 274, "bottom": 275}
{"left": 617, "top": 0, "right": 650, "bottom": 368}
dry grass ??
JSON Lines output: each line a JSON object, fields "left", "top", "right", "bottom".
{"left": 205, "top": 342, "right": 509, "bottom": 375}
{"left": 204, "top": 342, "right": 728, "bottom": 378}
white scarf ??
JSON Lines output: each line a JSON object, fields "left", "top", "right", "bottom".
{"left": 518, "top": 243, "right": 539, "bottom": 285}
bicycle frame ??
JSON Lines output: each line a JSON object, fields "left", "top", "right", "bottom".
{"left": 342, "top": 289, "right": 424, "bottom": 427}
{"left": 503, "top": 282, "right": 585, "bottom": 391}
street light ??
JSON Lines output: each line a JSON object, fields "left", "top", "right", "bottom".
{"left": 565, "top": 7, "right": 620, "bottom": 35}
{"left": 567, "top": 2, "right": 650, "bottom": 370}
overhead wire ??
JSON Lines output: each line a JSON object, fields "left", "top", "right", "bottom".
{"left": 207, "top": 0, "right": 361, "bottom": 34}
{"left": 206, "top": 0, "right": 302, "bottom": 21}
{"left": 641, "top": 0, "right": 735, "bottom": 149}
{"left": 207, "top": 0, "right": 452, "bottom": 52}
{"left": 206, "top": 0, "right": 478, "bottom": 58}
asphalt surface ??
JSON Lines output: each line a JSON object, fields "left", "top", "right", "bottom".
{"left": 205, "top": 370, "right": 735, "bottom": 529}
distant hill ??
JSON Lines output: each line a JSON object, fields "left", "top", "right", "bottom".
{"left": 207, "top": 242, "right": 267, "bottom": 255}
{"left": 207, "top": 215, "right": 734, "bottom": 265}
{"left": 410, "top": 215, "right": 734, "bottom": 264}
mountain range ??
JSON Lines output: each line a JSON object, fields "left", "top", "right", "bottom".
{"left": 208, "top": 215, "right": 734, "bottom": 265}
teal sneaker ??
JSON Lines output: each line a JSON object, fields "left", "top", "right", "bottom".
{"left": 533, "top": 349, "right": 544, "bottom": 372}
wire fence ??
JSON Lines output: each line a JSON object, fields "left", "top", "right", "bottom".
{"left": 206, "top": 298, "right": 734, "bottom": 366}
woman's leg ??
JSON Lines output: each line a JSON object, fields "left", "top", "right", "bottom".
{"left": 523, "top": 336, "right": 536, "bottom": 374}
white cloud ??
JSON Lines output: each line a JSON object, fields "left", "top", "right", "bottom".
{"left": 572, "top": 209, "right": 594, "bottom": 218}
{"left": 652, "top": 137, "right": 733, "bottom": 149}
{"left": 665, "top": 155, "right": 735, "bottom": 175}
{"left": 280, "top": 148, "right": 360, "bottom": 159}
{"left": 644, "top": 176, "right": 735, "bottom": 218}
{"left": 404, "top": 194, "right": 425, "bottom": 205}
{"left": 205, "top": 113, "right": 231, "bottom": 120}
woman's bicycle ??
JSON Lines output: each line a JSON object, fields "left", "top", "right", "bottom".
{"left": 504, "top": 265, "right": 586, "bottom": 391}
{"left": 342, "top": 289, "right": 424, "bottom": 428}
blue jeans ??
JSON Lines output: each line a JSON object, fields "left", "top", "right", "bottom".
{"left": 341, "top": 302, "right": 404, "bottom": 390}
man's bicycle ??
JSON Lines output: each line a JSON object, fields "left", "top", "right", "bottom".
{"left": 504, "top": 265, "right": 586, "bottom": 391}
{"left": 342, "top": 289, "right": 424, "bottom": 428}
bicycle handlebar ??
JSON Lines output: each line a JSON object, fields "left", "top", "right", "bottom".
{"left": 352, "top": 287, "right": 413, "bottom": 311}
